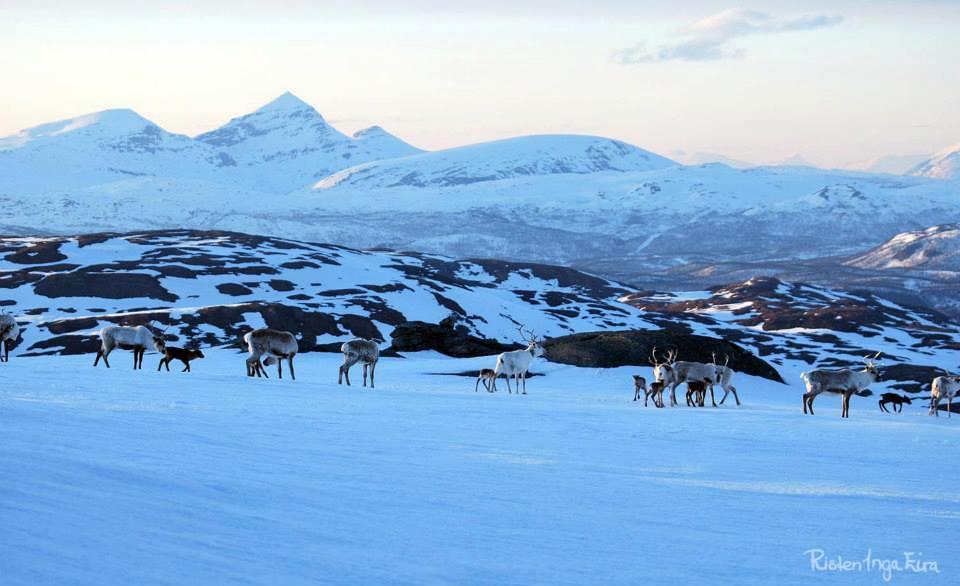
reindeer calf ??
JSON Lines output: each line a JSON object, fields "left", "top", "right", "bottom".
{"left": 633, "top": 375, "right": 647, "bottom": 402}
{"left": 877, "top": 392, "right": 911, "bottom": 413}
{"left": 646, "top": 381, "right": 666, "bottom": 408}
{"left": 476, "top": 368, "right": 496, "bottom": 392}
{"left": 158, "top": 346, "right": 205, "bottom": 373}
{"left": 686, "top": 379, "right": 711, "bottom": 407}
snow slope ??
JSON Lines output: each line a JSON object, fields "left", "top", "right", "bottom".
{"left": 910, "top": 143, "right": 960, "bottom": 180}
{"left": 847, "top": 223, "right": 960, "bottom": 271}
{"left": 1, "top": 351, "right": 957, "bottom": 585}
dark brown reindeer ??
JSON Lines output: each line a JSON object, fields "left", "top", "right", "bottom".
{"left": 686, "top": 379, "right": 711, "bottom": 407}
{"left": 633, "top": 375, "right": 647, "bottom": 402}
{"left": 878, "top": 392, "right": 912, "bottom": 413}
{"left": 158, "top": 346, "right": 205, "bottom": 373}
{"left": 476, "top": 368, "right": 497, "bottom": 392}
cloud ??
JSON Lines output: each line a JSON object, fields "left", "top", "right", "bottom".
{"left": 612, "top": 9, "right": 843, "bottom": 64}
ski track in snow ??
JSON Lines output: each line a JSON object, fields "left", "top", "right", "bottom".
{"left": 2, "top": 352, "right": 957, "bottom": 585}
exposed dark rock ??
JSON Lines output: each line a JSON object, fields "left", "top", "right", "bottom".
{"left": 543, "top": 330, "right": 783, "bottom": 383}
{"left": 46, "top": 317, "right": 100, "bottom": 335}
{"left": 390, "top": 320, "right": 521, "bottom": 358}
{"left": 268, "top": 279, "right": 296, "bottom": 292}
{"left": 35, "top": 272, "right": 178, "bottom": 302}
{"left": 4, "top": 240, "right": 68, "bottom": 264}
{"left": 216, "top": 283, "right": 253, "bottom": 296}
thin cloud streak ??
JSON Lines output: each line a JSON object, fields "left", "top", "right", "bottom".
{"left": 613, "top": 9, "right": 843, "bottom": 64}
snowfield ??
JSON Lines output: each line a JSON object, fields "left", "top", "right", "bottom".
{"left": 2, "top": 351, "right": 957, "bottom": 585}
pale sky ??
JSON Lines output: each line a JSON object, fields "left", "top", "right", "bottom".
{"left": 1, "top": 0, "right": 958, "bottom": 167}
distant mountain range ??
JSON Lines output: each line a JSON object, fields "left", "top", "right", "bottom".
{"left": 0, "top": 92, "right": 957, "bottom": 311}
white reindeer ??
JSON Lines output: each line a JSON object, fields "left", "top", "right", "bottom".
{"left": 245, "top": 328, "right": 298, "bottom": 380}
{"left": 491, "top": 327, "right": 544, "bottom": 395}
{"left": 712, "top": 353, "right": 742, "bottom": 406}
{"left": 0, "top": 312, "right": 20, "bottom": 363}
{"left": 929, "top": 375, "right": 960, "bottom": 417}
{"left": 93, "top": 324, "right": 165, "bottom": 369}
{"left": 338, "top": 338, "right": 380, "bottom": 388}
{"left": 651, "top": 347, "right": 718, "bottom": 407}
{"left": 800, "top": 353, "right": 881, "bottom": 418}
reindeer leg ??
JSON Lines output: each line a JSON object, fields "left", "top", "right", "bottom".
{"left": 709, "top": 386, "right": 717, "bottom": 407}
{"left": 521, "top": 371, "right": 527, "bottom": 395}
{"left": 369, "top": 361, "right": 374, "bottom": 388}
{"left": 94, "top": 349, "right": 103, "bottom": 367}
{"left": 288, "top": 356, "right": 295, "bottom": 382}
{"left": 949, "top": 395, "right": 953, "bottom": 418}
{"left": 277, "top": 357, "right": 283, "bottom": 380}
{"left": 362, "top": 363, "right": 368, "bottom": 387}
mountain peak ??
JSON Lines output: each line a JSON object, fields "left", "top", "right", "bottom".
{"left": 256, "top": 91, "right": 317, "bottom": 116}
{"left": 0, "top": 108, "right": 158, "bottom": 151}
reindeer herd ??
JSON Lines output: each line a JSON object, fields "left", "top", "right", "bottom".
{"left": 0, "top": 312, "right": 958, "bottom": 418}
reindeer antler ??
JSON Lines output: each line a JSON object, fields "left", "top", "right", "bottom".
{"left": 650, "top": 346, "right": 660, "bottom": 367}
{"left": 517, "top": 325, "right": 537, "bottom": 344}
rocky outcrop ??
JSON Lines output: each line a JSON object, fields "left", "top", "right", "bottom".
{"left": 543, "top": 329, "right": 783, "bottom": 383}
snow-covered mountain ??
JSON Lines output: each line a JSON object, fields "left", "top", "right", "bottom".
{"left": 909, "top": 143, "right": 960, "bottom": 180}
{"left": 0, "top": 109, "right": 234, "bottom": 194}
{"left": 1, "top": 97, "right": 958, "bottom": 305}
{"left": 196, "top": 92, "right": 422, "bottom": 192}
{"left": 849, "top": 153, "right": 929, "bottom": 175}
{"left": 846, "top": 223, "right": 960, "bottom": 271}
{"left": 315, "top": 135, "right": 676, "bottom": 190}
{"left": 670, "top": 150, "right": 755, "bottom": 169}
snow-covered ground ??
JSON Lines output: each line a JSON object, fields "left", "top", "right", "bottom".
{"left": 2, "top": 351, "right": 956, "bottom": 584}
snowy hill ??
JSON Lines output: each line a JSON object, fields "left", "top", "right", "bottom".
{"left": 909, "top": 143, "right": 960, "bottom": 179}
{"left": 1, "top": 231, "right": 957, "bottom": 394}
{"left": 196, "top": 92, "right": 422, "bottom": 192}
{"left": 314, "top": 135, "right": 677, "bottom": 190}
{"left": 846, "top": 223, "right": 960, "bottom": 271}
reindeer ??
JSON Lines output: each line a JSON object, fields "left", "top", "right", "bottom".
{"left": 878, "top": 392, "right": 912, "bottom": 413}
{"left": 93, "top": 324, "right": 165, "bottom": 369}
{"left": 158, "top": 346, "right": 205, "bottom": 373}
{"left": 711, "top": 353, "right": 741, "bottom": 406}
{"left": 476, "top": 368, "right": 497, "bottom": 392}
{"left": 0, "top": 312, "right": 20, "bottom": 363}
{"left": 633, "top": 375, "right": 647, "bottom": 401}
{"left": 491, "top": 327, "right": 544, "bottom": 395}
{"left": 686, "top": 379, "right": 714, "bottom": 407}
{"left": 339, "top": 338, "right": 380, "bottom": 388}
{"left": 646, "top": 381, "right": 666, "bottom": 408}
{"left": 244, "top": 328, "right": 298, "bottom": 380}
{"left": 650, "top": 347, "right": 718, "bottom": 407}
{"left": 800, "top": 353, "right": 881, "bottom": 418}
{"left": 929, "top": 375, "right": 960, "bottom": 417}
